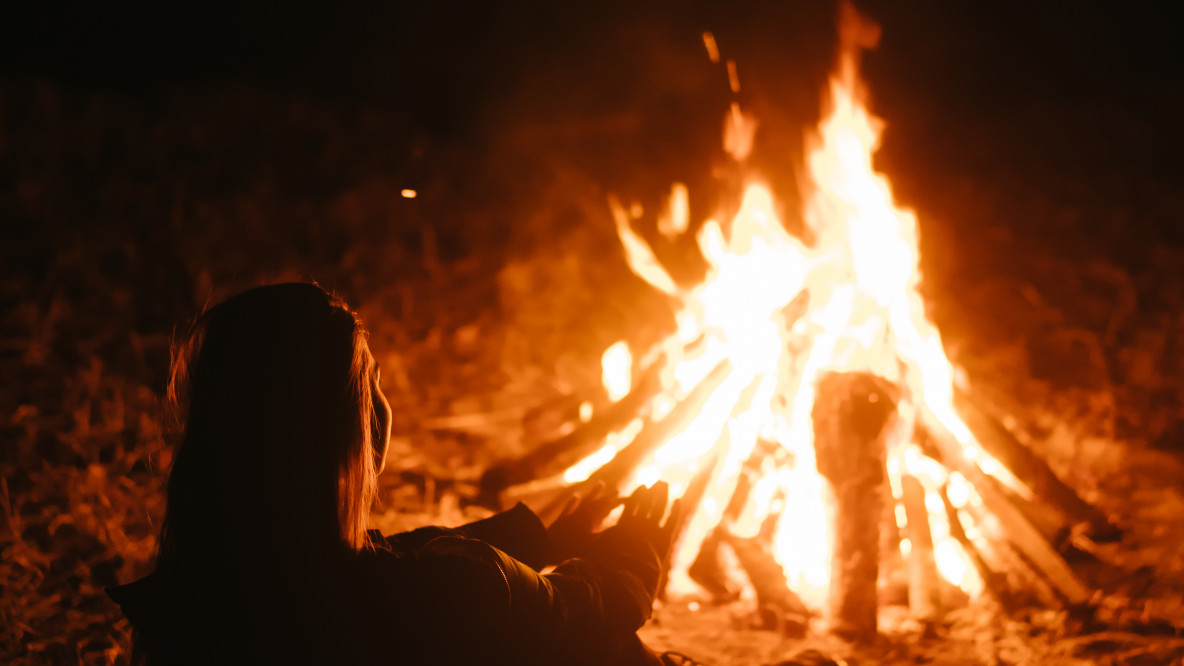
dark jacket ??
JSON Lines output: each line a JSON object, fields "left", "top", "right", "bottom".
{"left": 108, "top": 504, "right": 663, "bottom": 665}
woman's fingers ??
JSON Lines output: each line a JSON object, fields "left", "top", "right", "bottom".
{"left": 621, "top": 482, "right": 671, "bottom": 524}
{"left": 629, "top": 483, "right": 657, "bottom": 523}
{"left": 584, "top": 481, "right": 619, "bottom": 520}
{"left": 622, "top": 484, "right": 645, "bottom": 520}
{"left": 661, "top": 498, "right": 683, "bottom": 547}
{"left": 648, "top": 482, "right": 669, "bottom": 523}
{"left": 592, "top": 494, "right": 623, "bottom": 520}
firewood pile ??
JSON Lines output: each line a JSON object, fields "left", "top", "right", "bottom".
{"left": 467, "top": 4, "right": 1179, "bottom": 648}
{"left": 477, "top": 336, "right": 1130, "bottom": 635}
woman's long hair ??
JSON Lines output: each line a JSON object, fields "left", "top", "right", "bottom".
{"left": 156, "top": 283, "right": 379, "bottom": 579}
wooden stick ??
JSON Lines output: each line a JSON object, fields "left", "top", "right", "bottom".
{"left": 724, "top": 436, "right": 783, "bottom": 521}
{"left": 687, "top": 368, "right": 814, "bottom": 599}
{"left": 538, "top": 359, "right": 733, "bottom": 521}
{"left": 939, "top": 487, "right": 1008, "bottom": 605}
{"left": 660, "top": 374, "right": 764, "bottom": 599}
{"left": 958, "top": 488, "right": 1058, "bottom": 608}
{"left": 584, "top": 360, "right": 732, "bottom": 487}
{"left": 478, "top": 361, "right": 662, "bottom": 504}
{"left": 726, "top": 531, "right": 811, "bottom": 636}
{"left": 993, "top": 477, "right": 1075, "bottom": 546}
{"left": 900, "top": 474, "right": 942, "bottom": 621}
{"left": 812, "top": 372, "right": 899, "bottom": 640}
{"left": 688, "top": 432, "right": 785, "bottom": 599}
{"left": 881, "top": 469, "right": 903, "bottom": 554}
{"left": 687, "top": 527, "right": 737, "bottom": 601}
{"left": 939, "top": 487, "right": 1059, "bottom": 610}
{"left": 920, "top": 414, "right": 1092, "bottom": 606}
{"left": 953, "top": 388, "right": 1117, "bottom": 540}
{"left": 880, "top": 387, "right": 914, "bottom": 607}
{"left": 657, "top": 448, "right": 722, "bottom": 600}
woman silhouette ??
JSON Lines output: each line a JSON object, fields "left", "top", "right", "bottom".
{"left": 108, "top": 282, "right": 681, "bottom": 665}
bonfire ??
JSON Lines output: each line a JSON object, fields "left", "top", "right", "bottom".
{"left": 480, "top": 2, "right": 1115, "bottom": 639}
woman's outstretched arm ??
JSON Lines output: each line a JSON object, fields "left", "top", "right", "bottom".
{"left": 406, "top": 484, "right": 678, "bottom": 665}
{"left": 378, "top": 502, "right": 548, "bottom": 570}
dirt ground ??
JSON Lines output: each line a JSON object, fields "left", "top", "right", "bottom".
{"left": 3, "top": 27, "right": 1184, "bottom": 662}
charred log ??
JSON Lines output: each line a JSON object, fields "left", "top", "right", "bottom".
{"left": 688, "top": 436, "right": 779, "bottom": 601}
{"left": 688, "top": 430, "right": 787, "bottom": 602}
{"left": 727, "top": 531, "right": 811, "bottom": 636}
{"left": 899, "top": 474, "right": 942, "bottom": 621}
{"left": 687, "top": 527, "right": 740, "bottom": 602}
{"left": 538, "top": 359, "right": 732, "bottom": 520}
{"left": 879, "top": 488, "right": 908, "bottom": 607}
{"left": 655, "top": 374, "right": 764, "bottom": 599}
{"left": 478, "top": 362, "right": 663, "bottom": 506}
{"left": 725, "top": 436, "right": 785, "bottom": 521}
{"left": 657, "top": 447, "right": 723, "bottom": 600}
{"left": 939, "top": 486, "right": 1016, "bottom": 609}
{"left": 921, "top": 415, "right": 1092, "bottom": 607}
{"left": 953, "top": 388, "right": 1119, "bottom": 542}
{"left": 811, "top": 372, "right": 899, "bottom": 640}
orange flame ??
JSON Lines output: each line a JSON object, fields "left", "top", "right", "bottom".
{"left": 575, "top": 4, "right": 1002, "bottom": 610}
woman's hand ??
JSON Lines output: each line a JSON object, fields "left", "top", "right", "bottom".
{"left": 546, "top": 481, "right": 620, "bottom": 565}
{"left": 610, "top": 481, "right": 682, "bottom": 561}
{"left": 589, "top": 481, "right": 683, "bottom": 603}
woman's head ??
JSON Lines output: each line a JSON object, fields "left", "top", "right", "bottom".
{"left": 158, "top": 283, "right": 391, "bottom": 572}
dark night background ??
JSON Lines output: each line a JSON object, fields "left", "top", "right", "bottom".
{"left": 4, "top": 0, "right": 1183, "bottom": 247}
{"left": 3, "top": 1, "right": 1183, "bottom": 291}
{"left": 2, "top": 1, "right": 1184, "bottom": 662}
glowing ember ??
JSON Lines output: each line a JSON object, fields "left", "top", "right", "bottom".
{"left": 566, "top": 3, "right": 1013, "bottom": 614}
{"left": 701, "top": 32, "right": 721, "bottom": 65}
{"left": 658, "top": 183, "right": 691, "bottom": 239}
{"left": 601, "top": 341, "right": 633, "bottom": 403}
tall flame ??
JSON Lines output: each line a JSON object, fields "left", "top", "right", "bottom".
{"left": 569, "top": 4, "right": 998, "bottom": 609}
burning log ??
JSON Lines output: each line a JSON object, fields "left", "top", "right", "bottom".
{"left": 539, "top": 359, "right": 733, "bottom": 520}
{"left": 879, "top": 399, "right": 912, "bottom": 607}
{"left": 920, "top": 415, "right": 1092, "bottom": 607}
{"left": 657, "top": 448, "right": 723, "bottom": 600}
{"left": 899, "top": 475, "right": 941, "bottom": 621}
{"left": 939, "top": 486, "right": 1015, "bottom": 608}
{"left": 689, "top": 435, "right": 784, "bottom": 601}
{"left": 953, "top": 389, "right": 1119, "bottom": 542}
{"left": 582, "top": 359, "right": 732, "bottom": 489}
{"left": 811, "top": 372, "right": 899, "bottom": 639}
{"left": 939, "top": 474, "right": 1063, "bottom": 610}
{"left": 972, "top": 475, "right": 1076, "bottom": 608}
{"left": 478, "top": 362, "right": 663, "bottom": 506}
{"left": 727, "top": 531, "right": 811, "bottom": 636}
{"left": 687, "top": 435, "right": 810, "bottom": 634}
{"left": 993, "top": 479, "right": 1078, "bottom": 549}
{"left": 657, "top": 373, "right": 767, "bottom": 601}
{"left": 687, "top": 528, "right": 736, "bottom": 601}
{"left": 877, "top": 508, "right": 908, "bottom": 608}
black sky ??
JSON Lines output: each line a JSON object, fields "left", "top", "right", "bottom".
{"left": 3, "top": 1, "right": 1181, "bottom": 135}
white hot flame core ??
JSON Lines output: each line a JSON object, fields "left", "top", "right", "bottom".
{"left": 601, "top": 341, "right": 633, "bottom": 403}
